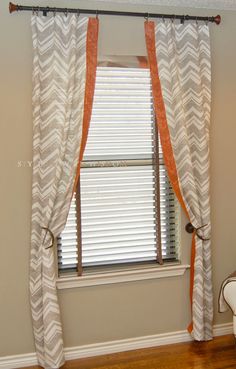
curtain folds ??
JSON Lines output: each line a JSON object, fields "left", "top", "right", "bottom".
{"left": 145, "top": 20, "right": 213, "bottom": 340}
{"left": 30, "top": 15, "right": 98, "bottom": 368}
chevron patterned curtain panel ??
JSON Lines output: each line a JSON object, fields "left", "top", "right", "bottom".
{"left": 145, "top": 20, "right": 213, "bottom": 341}
{"left": 30, "top": 15, "right": 98, "bottom": 368}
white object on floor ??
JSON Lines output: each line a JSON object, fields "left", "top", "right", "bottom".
{"left": 219, "top": 271, "right": 236, "bottom": 336}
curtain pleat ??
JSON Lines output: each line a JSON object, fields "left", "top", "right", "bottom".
{"left": 145, "top": 20, "right": 213, "bottom": 340}
{"left": 30, "top": 15, "right": 98, "bottom": 368}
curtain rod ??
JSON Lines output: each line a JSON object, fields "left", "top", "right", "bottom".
{"left": 9, "top": 2, "right": 221, "bottom": 24}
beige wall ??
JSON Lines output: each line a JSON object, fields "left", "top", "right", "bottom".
{"left": 1, "top": 0, "right": 236, "bottom": 357}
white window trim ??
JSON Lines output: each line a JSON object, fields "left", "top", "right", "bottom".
{"left": 56, "top": 263, "right": 190, "bottom": 289}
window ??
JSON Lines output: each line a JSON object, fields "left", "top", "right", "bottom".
{"left": 58, "top": 59, "right": 180, "bottom": 275}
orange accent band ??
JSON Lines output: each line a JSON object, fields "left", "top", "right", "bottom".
{"left": 144, "top": 20, "right": 195, "bottom": 331}
{"left": 190, "top": 235, "right": 196, "bottom": 305}
{"left": 144, "top": 21, "right": 188, "bottom": 215}
{"left": 188, "top": 321, "right": 193, "bottom": 334}
{"left": 73, "top": 18, "right": 99, "bottom": 192}
{"left": 187, "top": 234, "right": 196, "bottom": 334}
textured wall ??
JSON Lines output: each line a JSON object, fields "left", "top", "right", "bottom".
{"left": 0, "top": 0, "right": 235, "bottom": 356}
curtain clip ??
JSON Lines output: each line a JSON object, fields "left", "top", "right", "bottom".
{"left": 42, "top": 227, "right": 55, "bottom": 249}
{"left": 185, "top": 222, "right": 210, "bottom": 241}
{"left": 43, "top": 7, "right": 49, "bottom": 17}
{"left": 145, "top": 12, "right": 149, "bottom": 21}
{"left": 96, "top": 10, "right": 99, "bottom": 19}
{"left": 65, "top": 8, "right": 68, "bottom": 17}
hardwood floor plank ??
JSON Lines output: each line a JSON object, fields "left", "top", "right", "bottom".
{"left": 19, "top": 335, "right": 236, "bottom": 369}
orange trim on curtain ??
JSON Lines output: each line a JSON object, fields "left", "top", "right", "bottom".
{"left": 187, "top": 234, "right": 196, "bottom": 333}
{"left": 144, "top": 20, "right": 194, "bottom": 333}
{"left": 144, "top": 21, "right": 187, "bottom": 213}
{"left": 73, "top": 18, "right": 99, "bottom": 192}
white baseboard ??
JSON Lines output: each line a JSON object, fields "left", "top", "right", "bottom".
{"left": 65, "top": 329, "right": 192, "bottom": 361}
{"left": 0, "top": 322, "right": 233, "bottom": 369}
{"left": 213, "top": 322, "right": 233, "bottom": 337}
{"left": 0, "top": 353, "right": 38, "bottom": 369}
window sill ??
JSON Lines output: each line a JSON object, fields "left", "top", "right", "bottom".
{"left": 56, "top": 263, "right": 190, "bottom": 289}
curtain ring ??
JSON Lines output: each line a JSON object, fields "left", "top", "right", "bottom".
{"left": 42, "top": 227, "right": 55, "bottom": 249}
{"left": 53, "top": 7, "right": 57, "bottom": 17}
{"left": 96, "top": 10, "right": 99, "bottom": 19}
{"left": 196, "top": 16, "right": 198, "bottom": 25}
{"left": 77, "top": 9, "right": 80, "bottom": 18}
{"left": 195, "top": 224, "right": 210, "bottom": 241}
{"left": 172, "top": 14, "right": 176, "bottom": 23}
{"left": 162, "top": 15, "right": 165, "bottom": 23}
{"left": 43, "top": 7, "right": 49, "bottom": 17}
{"left": 65, "top": 8, "right": 68, "bottom": 17}
{"left": 145, "top": 12, "right": 149, "bottom": 21}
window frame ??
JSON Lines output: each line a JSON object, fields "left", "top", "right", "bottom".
{"left": 57, "top": 62, "right": 184, "bottom": 281}
{"left": 56, "top": 263, "right": 190, "bottom": 289}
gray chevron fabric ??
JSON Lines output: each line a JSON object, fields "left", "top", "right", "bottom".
{"left": 31, "top": 14, "right": 91, "bottom": 368}
{"left": 153, "top": 21, "right": 213, "bottom": 340}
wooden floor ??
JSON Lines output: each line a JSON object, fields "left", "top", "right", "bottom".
{"left": 21, "top": 335, "right": 236, "bottom": 369}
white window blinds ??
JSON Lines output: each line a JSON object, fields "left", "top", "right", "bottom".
{"left": 58, "top": 66, "right": 179, "bottom": 272}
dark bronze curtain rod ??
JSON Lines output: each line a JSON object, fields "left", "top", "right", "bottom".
{"left": 9, "top": 2, "right": 221, "bottom": 24}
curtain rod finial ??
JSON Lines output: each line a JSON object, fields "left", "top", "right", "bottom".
{"left": 214, "top": 15, "right": 221, "bottom": 25}
{"left": 9, "top": 2, "right": 18, "bottom": 13}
